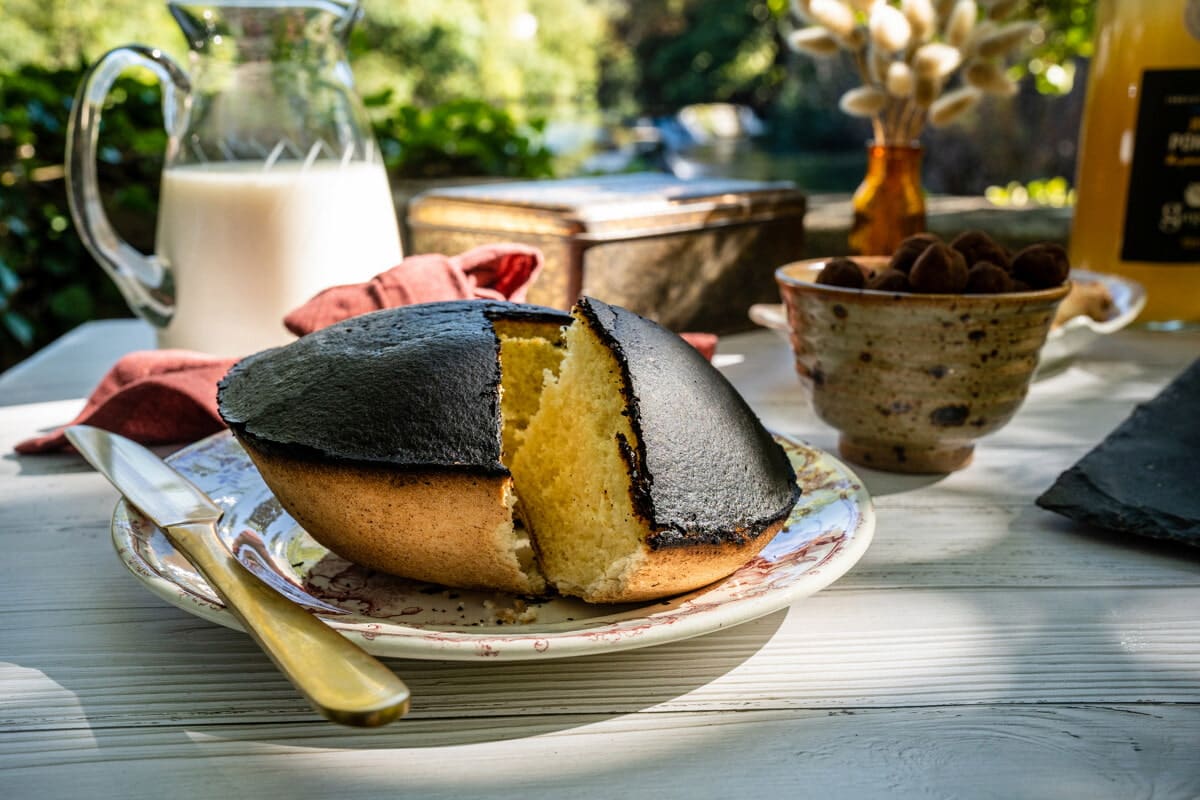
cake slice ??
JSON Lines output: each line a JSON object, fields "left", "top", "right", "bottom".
{"left": 509, "top": 297, "right": 798, "bottom": 602}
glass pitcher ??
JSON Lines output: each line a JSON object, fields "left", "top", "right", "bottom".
{"left": 66, "top": 0, "right": 404, "bottom": 356}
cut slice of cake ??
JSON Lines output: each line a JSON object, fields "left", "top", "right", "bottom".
{"left": 509, "top": 297, "right": 799, "bottom": 602}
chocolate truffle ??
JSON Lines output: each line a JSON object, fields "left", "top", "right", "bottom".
{"left": 951, "top": 230, "right": 1011, "bottom": 270}
{"left": 866, "top": 268, "right": 911, "bottom": 292}
{"left": 965, "top": 262, "right": 1013, "bottom": 294}
{"left": 909, "top": 243, "right": 969, "bottom": 293}
{"left": 1011, "top": 243, "right": 1070, "bottom": 289}
{"left": 816, "top": 257, "right": 867, "bottom": 289}
{"left": 888, "top": 233, "right": 941, "bottom": 274}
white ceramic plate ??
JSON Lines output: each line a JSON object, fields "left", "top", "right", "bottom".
{"left": 111, "top": 431, "right": 874, "bottom": 661}
{"left": 1037, "top": 269, "right": 1146, "bottom": 370}
{"left": 752, "top": 268, "right": 1146, "bottom": 373}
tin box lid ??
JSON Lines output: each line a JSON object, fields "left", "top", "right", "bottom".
{"left": 407, "top": 172, "right": 807, "bottom": 240}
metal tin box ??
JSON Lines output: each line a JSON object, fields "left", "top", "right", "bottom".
{"left": 407, "top": 173, "right": 807, "bottom": 333}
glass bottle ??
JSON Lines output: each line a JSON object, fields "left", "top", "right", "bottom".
{"left": 1069, "top": 0, "right": 1200, "bottom": 327}
{"left": 848, "top": 143, "right": 927, "bottom": 256}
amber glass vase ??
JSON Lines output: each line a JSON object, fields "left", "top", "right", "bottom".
{"left": 848, "top": 143, "right": 927, "bottom": 256}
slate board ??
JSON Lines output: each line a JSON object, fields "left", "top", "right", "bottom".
{"left": 1037, "top": 358, "right": 1200, "bottom": 548}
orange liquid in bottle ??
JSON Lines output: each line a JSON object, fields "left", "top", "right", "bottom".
{"left": 1070, "top": 0, "right": 1200, "bottom": 325}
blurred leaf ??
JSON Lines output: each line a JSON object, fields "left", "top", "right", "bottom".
{"left": 48, "top": 283, "right": 95, "bottom": 324}
{"left": 113, "top": 184, "right": 155, "bottom": 212}
{"left": 5, "top": 216, "right": 30, "bottom": 237}
{"left": 362, "top": 88, "right": 393, "bottom": 108}
{"left": 0, "top": 259, "right": 19, "bottom": 296}
{"left": 2, "top": 310, "right": 35, "bottom": 348}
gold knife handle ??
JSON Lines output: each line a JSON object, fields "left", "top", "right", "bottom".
{"left": 165, "top": 521, "right": 411, "bottom": 727}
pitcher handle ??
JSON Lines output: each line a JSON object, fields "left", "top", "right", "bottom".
{"left": 66, "top": 46, "right": 191, "bottom": 328}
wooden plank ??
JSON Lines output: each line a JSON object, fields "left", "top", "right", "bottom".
{"left": 4, "top": 497, "right": 1198, "bottom": 625}
{"left": 1, "top": 705, "right": 1196, "bottom": 800}
{"left": 3, "top": 586, "right": 1199, "bottom": 732}
{"left": 0, "top": 320, "right": 154, "bottom": 407}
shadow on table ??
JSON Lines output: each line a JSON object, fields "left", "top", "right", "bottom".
{"left": 849, "top": 468, "right": 948, "bottom": 497}
{"left": 13, "top": 598, "right": 787, "bottom": 753}
{"left": 3, "top": 450, "right": 98, "bottom": 477}
{"left": 1034, "top": 508, "right": 1200, "bottom": 563}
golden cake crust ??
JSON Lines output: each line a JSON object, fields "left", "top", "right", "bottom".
{"left": 572, "top": 518, "right": 788, "bottom": 604}
{"left": 242, "top": 443, "right": 543, "bottom": 595}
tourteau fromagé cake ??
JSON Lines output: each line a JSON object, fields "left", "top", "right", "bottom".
{"left": 217, "top": 298, "right": 799, "bottom": 603}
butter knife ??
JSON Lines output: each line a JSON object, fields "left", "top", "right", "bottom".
{"left": 65, "top": 424, "right": 411, "bottom": 727}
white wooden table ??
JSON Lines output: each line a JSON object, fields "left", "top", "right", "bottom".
{"left": 2, "top": 319, "right": 1198, "bottom": 799}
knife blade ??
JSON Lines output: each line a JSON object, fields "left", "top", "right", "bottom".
{"left": 67, "top": 424, "right": 222, "bottom": 527}
{"left": 66, "top": 424, "right": 411, "bottom": 727}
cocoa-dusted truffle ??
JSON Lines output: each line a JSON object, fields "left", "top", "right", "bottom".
{"left": 965, "top": 262, "right": 1013, "bottom": 294}
{"left": 816, "top": 257, "right": 866, "bottom": 289}
{"left": 867, "top": 268, "right": 911, "bottom": 292}
{"left": 1011, "top": 243, "right": 1070, "bottom": 289}
{"left": 909, "top": 243, "right": 968, "bottom": 293}
{"left": 888, "top": 233, "right": 941, "bottom": 274}
{"left": 951, "top": 230, "right": 1011, "bottom": 270}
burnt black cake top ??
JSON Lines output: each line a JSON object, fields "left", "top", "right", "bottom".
{"left": 217, "top": 301, "right": 570, "bottom": 473}
{"left": 574, "top": 297, "right": 800, "bottom": 549}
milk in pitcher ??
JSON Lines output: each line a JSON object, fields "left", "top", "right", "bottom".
{"left": 155, "top": 160, "right": 403, "bottom": 355}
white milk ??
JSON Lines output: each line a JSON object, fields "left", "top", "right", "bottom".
{"left": 154, "top": 160, "right": 403, "bottom": 355}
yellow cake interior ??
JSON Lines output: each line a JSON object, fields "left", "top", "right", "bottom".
{"left": 500, "top": 312, "right": 647, "bottom": 601}
{"left": 495, "top": 321, "right": 565, "bottom": 461}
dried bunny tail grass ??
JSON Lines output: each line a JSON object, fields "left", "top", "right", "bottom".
{"left": 787, "top": 27, "right": 843, "bottom": 56}
{"left": 965, "top": 59, "right": 1018, "bottom": 96}
{"left": 869, "top": 46, "right": 893, "bottom": 83}
{"left": 846, "top": 0, "right": 880, "bottom": 12}
{"left": 914, "top": 74, "right": 941, "bottom": 106}
{"left": 790, "top": 0, "right": 814, "bottom": 21}
{"left": 842, "top": 25, "right": 869, "bottom": 50}
{"left": 982, "top": 0, "right": 1019, "bottom": 20}
{"left": 944, "top": 0, "right": 978, "bottom": 48}
{"left": 901, "top": 0, "right": 937, "bottom": 42}
{"left": 965, "top": 19, "right": 996, "bottom": 54}
{"left": 839, "top": 85, "right": 889, "bottom": 116}
{"left": 929, "top": 86, "right": 981, "bottom": 126}
{"left": 870, "top": 3, "right": 913, "bottom": 52}
{"left": 808, "top": 0, "right": 858, "bottom": 39}
{"left": 976, "top": 21, "right": 1038, "bottom": 58}
{"left": 913, "top": 42, "right": 962, "bottom": 78}
{"left": 886, "top": 61, "right": 915, "bottom": 97}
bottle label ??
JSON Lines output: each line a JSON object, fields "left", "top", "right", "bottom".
{"left": 1120, "top": 68, "right": 1200, "bottom": 263}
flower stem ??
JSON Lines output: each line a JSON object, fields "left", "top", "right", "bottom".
{"left": 851, "top": 44, "right": 885, "bottom": 143}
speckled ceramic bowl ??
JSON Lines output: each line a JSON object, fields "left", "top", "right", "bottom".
{"left": 776, "top": 257, "right": 1070, "bottom": 473}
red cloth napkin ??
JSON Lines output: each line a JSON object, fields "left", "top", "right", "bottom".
{"left": 15, "top": 351, "right": 237, "bottom": 454}
{"left": 17, "top": 243, "right": 716, "bottom": 453}
{"left": 284, "top": 244, "right": 545, "bottom": 336}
